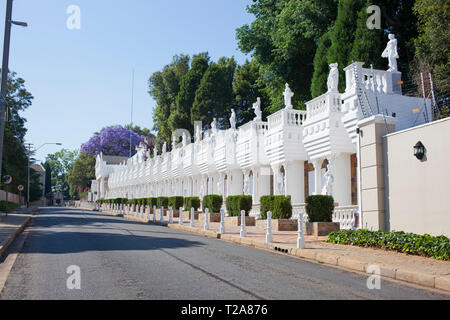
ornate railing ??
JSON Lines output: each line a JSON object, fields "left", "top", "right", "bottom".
{"left": 332, "top": 205, "right": 359, "bottom": 230}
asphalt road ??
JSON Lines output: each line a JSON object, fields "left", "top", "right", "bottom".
{"left": 0, "top": 207, "right": 448, "bottom": 300}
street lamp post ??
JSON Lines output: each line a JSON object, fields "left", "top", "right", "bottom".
{"left": 0, "top": 0, "right": 27, "bottom": 176}
{"left": 26, "top": 142, "right": 61, "bottom": 207}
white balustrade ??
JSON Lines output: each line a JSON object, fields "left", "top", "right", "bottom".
{"left": 332, "top": 205, "right": 358, "bottom": 230}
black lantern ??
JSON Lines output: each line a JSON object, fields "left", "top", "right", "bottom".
{"left": 413, "top": 141, "right": 425, "bottom": 160}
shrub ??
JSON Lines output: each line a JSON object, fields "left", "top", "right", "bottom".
{"left": 226, "top": 195, "right": 253, "bottom": 216}
{"left": 327, "top": 229, "right": 450, "bottom": 261}
{"left": 184, "top": 197, "right": 200, "bottom": 211}
{"left": 0, "top": 200, "right": 19, "bottom": 212}
{"left": 202, "top": 194, "right": 223, "bottom": 213}
{"left": 157, "top": 196, "right": 169, "bottom": 208}
{"left": 146, "top": 197, "right": 157, "bottom": 207}
{"left": 260, "top": 195, "right": 292, "bottom": 219}
{"left": 305, "top": 195, "right": 334, "bottom": 222}
{"left": 168, "top": 196, "right": 184, "bottom": 209}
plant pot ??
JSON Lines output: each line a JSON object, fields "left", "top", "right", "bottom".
{"left": 224, "top": 216, "right": 255, "bottom": 227}
{"left": 305, "top": 222, "right": 340, "bottom": 236}
{"left": 255, "top": 219, "right": 298, "bottom": 231}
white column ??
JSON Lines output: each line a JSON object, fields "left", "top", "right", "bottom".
{"left": 313, "top": 158, "right": 323, "bottom": 195}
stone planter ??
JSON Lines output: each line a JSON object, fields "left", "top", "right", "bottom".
{"left": 198, "top": 213, "right": 221, "bottom": 224}
{"left": 172, "top": 209, "right": 180, "bottom": 218}
{"left": 224, "top": 216, "right": 255, "bottom": 227}
{"left": 255, "top": 219, "right": 298, "bottom": 231}
{"left": 182, "top": 211, "right": 201, "bottom": 221}
{"left": 305, "top": 222, "right": 340, "bottom": 236}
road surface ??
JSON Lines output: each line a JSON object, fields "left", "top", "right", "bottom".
{"left": 0, "top": 207, "right": 448, "bottom": 300}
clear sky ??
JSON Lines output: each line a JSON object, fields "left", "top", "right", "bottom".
{"left": 1, "top": 0, "right": 254, "bottom": 163}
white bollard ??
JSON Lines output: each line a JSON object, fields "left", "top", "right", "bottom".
{"left": 204, "top": 208, "right": 209, "bottom": 231}
{"left": 266, "top": 211, "right": 272, "bottom": 244}
{"left": 190, "top": 207, "right": 194, "bottom": 227}
{"left": 240, "top": 210, "right": 246, "bottom": 237}
{"left": 140, "top": 205, "right": 144, "bottom": 218}
{"left": 160, "top": 206, "right": 164, "bottom": 222}
{"left": 179, "top": 207, "right": 183, "bottom": 225}
{"left": 169, "top": 207, "right": 173, "bottom": 224}
{"left": 146, "top": 205, "right": 150, "bottom": 220}
{"left": 219, "top": 208, "right": 225, "bottom": 234}
{"left": 297, "top": 212, "right": 305, "bottom": 249}
{"left": 153, "top": 205, "right": 156, "bottom": 222}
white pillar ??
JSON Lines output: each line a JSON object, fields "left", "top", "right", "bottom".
{"left": 240, "top": 210, "right": 246, "bottom": 237}
{"left": 266, "top": 211, "right": 272, "bottom": 243}
{"left": 179, "top": 206, "right": 183, "bottom": 225}
{"left": 190, "top": 207, "right": 194, "bottom": 227}
{"left": 313, "top": 158, "right": 323, "bottom": 195}
{"left": 169, "top": 207, "right": 173, "bottom": 224}
{"left": 331, "top": 153, "right": 352, "bottom": 206}
{"left": 284, "top": 160, "right": 305, "bottom": 203}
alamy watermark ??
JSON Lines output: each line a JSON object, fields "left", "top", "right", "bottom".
{"left": 66, "top": 265, "right": 81, "bottom": 290}
{"left": 66, "top": 5, "right": 81, "bottom": 30}
{"left": 366, "top": 5, "right": 381, "bottom": 30}
{"left": 366, "top": 264, "right": 381, "bottom": 290}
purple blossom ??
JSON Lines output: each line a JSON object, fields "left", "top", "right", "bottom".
{"left": 81, "top": 126, "right": 144, "bottom": 157}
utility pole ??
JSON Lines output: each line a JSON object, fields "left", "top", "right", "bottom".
{"left": 26, "top": 142, "right": 32, "bottom": 208}
{"left": 0, "top": 0, "right": 14, "bottom": 176}
{"left": 0, "top": 0, "right": 27, "bottom": 176}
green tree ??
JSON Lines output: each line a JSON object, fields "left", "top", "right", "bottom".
{"left": 311, "top": 31, "right": 332, "bottom": 98}
{"left": 191, "top": 57, "right": 237, "bottom": 130}
{"left": 148, "top": 54, "right": 190, "bottom": 152}
{"left": 44, "top": 149, "right": 79, "bottom": 198}
{"left": 43, "top": 162, "right": 52, "bottom": 195}
{"left": 124, "top": 124, "right": 154, "bottom": 138}
{"left": 236, "top": 0, "right": 338, "bottom": 111}
{"left": 67, "top": 152, "right": 96, "bottom": 199}
{"left": 413, "top": 0, "right": 449, "bottom": 101}
{"left": 233, "top": 59, "right": 269, "bottom": 124}
{"left": 326, "top": 0, "right": 365, "bottom": 92}
{"left": 170, "top": 53, "right": 210, "bottom": 135}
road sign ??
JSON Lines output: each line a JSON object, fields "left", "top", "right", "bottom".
{"left": 3, "top": 175, "right": 12, "bottom": 185}
{"left": 18, "top": 184, "right": 24, "bottom": 191}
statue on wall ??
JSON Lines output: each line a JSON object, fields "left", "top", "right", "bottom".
{"left": 252, "top": 97, "right": 262, "bottom": 121}
{"left": 211, "top": 118, "right": 218, "bottom": 134}
{"left": 327, "top": 63, "right": 339, "bottom": 92}
{"left": 162, "top": 142, "right": 167, "bottom": 154}
{"left": 195, "top": 125, "right": 201, "bottom": 142}
{"left": 321, "top": 164, "right": 334, "bottom": 196}
{"left": 382, "top": 33, "right": 399, "bottom": 72}
{"left": 283, "top": 83, "right": 294, "bottom": 109}
{"left": 230, "top": 109, "right": 236, "bottom": 130}
{"left": 172, "top": 135, "right": 177, "bottom": 150}
{"left": 243, "top": 172, "right": 250, "bottom": 195}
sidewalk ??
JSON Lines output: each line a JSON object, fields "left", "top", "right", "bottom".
{"left": 0, "top": 208, "right": 37, "bottom": 259}
{"left": 95, "top": 207, "right": 450, "bottom": 293}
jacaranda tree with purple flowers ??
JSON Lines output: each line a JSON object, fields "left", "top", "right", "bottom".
{"left": 81, "top": 126, "right": 145, "bottom": 157}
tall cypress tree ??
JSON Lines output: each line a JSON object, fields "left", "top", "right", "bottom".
{"left": 350, "top": 0, "right": 385, "bottom": 70}
{"left": 327, "top": 0, "right": 365, "bottom": 92}
{"left": 311, "top": 31, "right": 332, "bottom": 98}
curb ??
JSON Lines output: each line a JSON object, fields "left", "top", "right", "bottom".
{"left": 0, "top": 215, "right": 32, "bottom": 260}
{"left": 89, "top": 208, "right": 450, "bottom": 294}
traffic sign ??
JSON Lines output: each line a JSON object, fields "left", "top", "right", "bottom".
{"left": 18, "top": 184, "right": 24, "bottom": 191}
{"left": 3, "top": 175, "right": 12, "bottom": 185}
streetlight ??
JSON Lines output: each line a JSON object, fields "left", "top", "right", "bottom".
{"left": 0, "top": 0, "right": 27, "bottom": 176}
{"left": 26, "top": 143, "right": 62, "bottom": 207}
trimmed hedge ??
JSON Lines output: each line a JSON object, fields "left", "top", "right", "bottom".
{"left": 147, "top": 197, "right": 158, "bottom": 207}
{"left": 202, "top": 194, "right": 223, "bottom": 213}
{"left": 168, "top": 196, "right": 184, "bottom": 209}
{"left": 260, "top": 195, "right": 292, "bottom": 219}
{"left": 305, "top": 195, "right": 334, "bottom": 222}
{"left": 0, "top": 200, "right": 19, "bottom": 212}
{"left": 327, "top": 229, "right": 450, "bottom": 261}
{"left": 157, "top": 196, "right": 169, "bottom": 208}
{"left": 226, "top": 195, "right": 253, "bottom": 216}
{"left": 184, "top": 197, "right": 200, "bottom": 211}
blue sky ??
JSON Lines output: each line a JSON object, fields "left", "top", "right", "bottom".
{"left": 1, "top": 0, "right": 254, "bottom": 162}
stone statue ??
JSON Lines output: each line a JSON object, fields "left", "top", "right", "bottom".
{"left": 243, "top": 172, "right": 250, "bottom": 195}
{"left": 162, "top": 142, "right": 167, "bottom": 154}
{"left": 252, "top": 97, "right": 262, "bottom": 121}
{"left": 211, "top": 118, "right": 218, "bottom": 134}
{"left": 382, "top": 34, "right": 399, "bottom": 72}
{"left": 172, "top": 135, "right": 177, "bottom": 150}
{"left": 327, "top": 63, "right": 339, "bottom": 92}
{"left": 322, "top": 165, "right": 334, "bottom": 196}
{"left": 199, "top": 181, "right": 204, "bottom": 199}
{"left": 230, "top": 109, "right": 236, "bottom": 130}
{"left": 283, "top": 83, "right": 294, "bottom": 109}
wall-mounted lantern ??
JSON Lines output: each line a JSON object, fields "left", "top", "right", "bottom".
{"left": 413, "top": 141, "right": 425, "bottom": 160}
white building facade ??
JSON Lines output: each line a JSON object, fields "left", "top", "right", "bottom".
{"left": 94, "top": 36, "right": 431, "bottom": 228}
